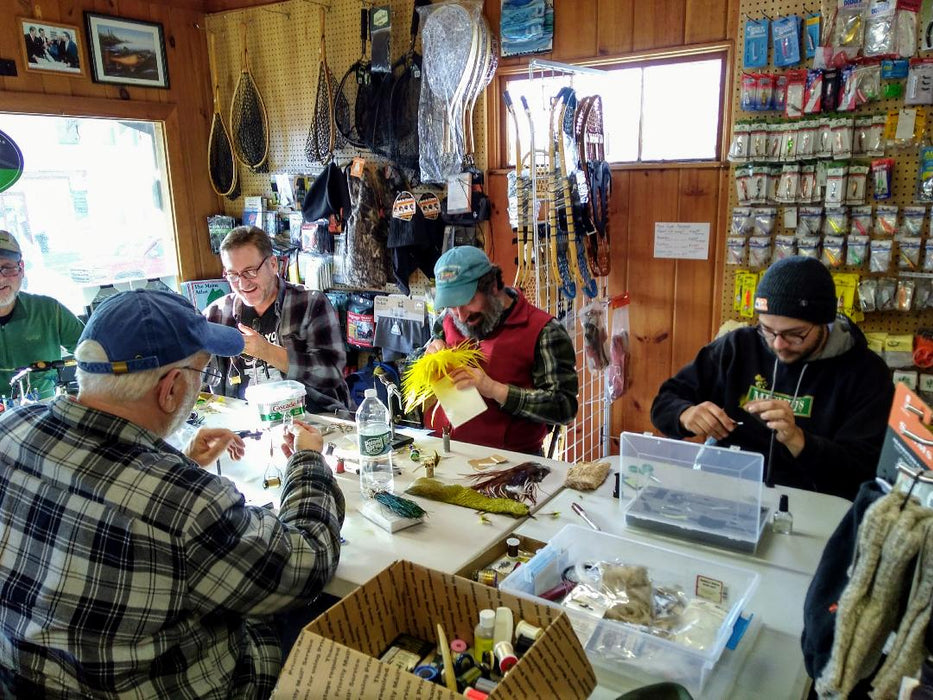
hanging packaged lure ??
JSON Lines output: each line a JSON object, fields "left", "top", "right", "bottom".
{"left": 824, "top": 163, "right": 849, "bottom": 206}
{"left": 899, "top": 237, "right": 923, "bottom": 270}
{"left": 726, "top": 237, "right": 747, "bottom": 266}
{"left": 899, "top": 206, "right": 926, "bottom": 238}
{"left": 731, "top": 207, "right": 754, "bottom": 236}
{"left": 847, "top": 235, "right": 870, "bottom": 267}
{"left": 864, "top": 1, "right": 896, "bottom": 56}
{"left": 846, "top": 164, "right": 869, "bottom": 205}
{"left": 798, "top": 206, "right": 824, "bottom": 237}
{"left": 773, "top": 235, "right": 797, "bottom": 262}
{"left": 824, "top": 207, "right": 849, "bottom": 236}
{"left": 850, "top": 205, "right": 873, "bottom": 235}
{"left": 581, "top": 301, "right": 610, "bottom": 371}
{"left": 822, "top": 236, "right": 846, "bottom": 268}
{"left": 875, "top": 205, "right": 899, "bottom": 236}
{"left": 798, "top": 236, "right": 821, "bottom": 259}
{"left": 785, "top": 69, "right": 808, "bottom": 118}
{"left": 728, "top": 122, "right": 751, "bottom": 162}
{"left": 870, "top": 238, "right": 894, "bottom": 272}
{"left": 748, "top": 237, "right": 772, "bottom": 269}
{"left": 805, "top": 13, "right": 821, "bottom": 57}
{"left": 773, "top": 15, "right": 803, "bottom": 67}
{"left": 916, "top": 146, "right": 933, "bottom": 202}
{"left": 743, "top": 17, "right": 770, "bottom": 68}
{"left": 872, "top": 157, "right": 895, "bottom": 200}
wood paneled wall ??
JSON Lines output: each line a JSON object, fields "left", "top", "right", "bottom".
{"left": 483, "top": 0, "right": 740, "bottom": 448}
{"left": 0, "top": 0, "right": 221, "bottom": 282}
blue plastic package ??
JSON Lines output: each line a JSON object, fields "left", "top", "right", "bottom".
{"left": 804, "top": 14, "right": 820, "bottom": 57}
{"left": 773, "top": 15, "right": 802, "bottom": 67}
{"left": 744, "top": 18, "right": 770, "bottom": 68}
{"left": 881, "top": 58, "right": 909, "bottom": 80}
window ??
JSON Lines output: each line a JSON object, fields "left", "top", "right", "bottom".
{"left": 0, "top": 114, "right": 177, "bottom": 316}
{"left": 501, "top": 53, "right": 725, "bottom": 166}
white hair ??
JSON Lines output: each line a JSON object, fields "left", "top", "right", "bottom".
{"left": 75, "top": 340, "right": 207, "bottom": 402}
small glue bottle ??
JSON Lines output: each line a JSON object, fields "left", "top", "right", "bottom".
{"left": 771, "top": 494, "right": 793, "bottom": 534}
{"left": 474, "top": 609, "right": 495, "bottom": 664}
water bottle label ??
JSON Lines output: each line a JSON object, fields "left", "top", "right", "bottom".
{"left": 360, "top": 431, "right": 390, "bottom": 457}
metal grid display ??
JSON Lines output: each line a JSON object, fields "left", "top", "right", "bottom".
{"left": 523, "top": 59, "right": 610, "bottom": 463}
{"left": 727, "top": 0, "right": 933, "bottom": 335}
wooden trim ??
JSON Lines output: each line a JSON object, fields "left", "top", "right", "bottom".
{"left": 1, "top": 92, "right": 196, "bottom": 281}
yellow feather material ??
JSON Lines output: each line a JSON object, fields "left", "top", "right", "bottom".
{"left": 401, "top": 343, "right": 485, "bottom": 413}
{"left": 405, "top": 478, "right": 530, "bottom": 517}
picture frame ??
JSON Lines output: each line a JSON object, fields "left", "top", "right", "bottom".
{"left": 17, "top": 18, "right": 86, "bottom": 77}
{"left": 84, "top": 12, "right": 169, "bottom": 89}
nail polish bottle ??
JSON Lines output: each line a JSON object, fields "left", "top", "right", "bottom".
{"left": 771, "top": 494, "right": 793, "bottom": 534}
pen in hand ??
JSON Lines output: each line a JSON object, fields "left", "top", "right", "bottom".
{"left": 571, "top": 502, "right": 600, "bottom": 531}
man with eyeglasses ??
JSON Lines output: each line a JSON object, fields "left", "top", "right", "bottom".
{"left": 0, "top": 289, "right": 345, "bottom": 698}
{"left": 0, "top": 230, "right": 84, "bottom": 399}
{"left": 204, "top": 226, "right": 350, "bottom": 413}
{"left": 651, "top": 256, "right": 893, "bottom": 500}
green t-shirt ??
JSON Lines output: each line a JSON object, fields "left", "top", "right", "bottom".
{"left": 0, "top": 292, "right": 85, "bottom": 399}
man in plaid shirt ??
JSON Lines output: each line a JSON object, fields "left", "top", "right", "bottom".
{"left": 204, "top": 226, "right": 351, "bottom": 414}
{"left": 421, "top": 246, "right": 578, "bottom": 455}
{"left": 0, "top": 290, "right": 345, "bottom": 698}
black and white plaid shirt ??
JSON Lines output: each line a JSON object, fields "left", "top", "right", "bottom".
{"left": 0, "top": 397, "right": 345, "bottom": 698}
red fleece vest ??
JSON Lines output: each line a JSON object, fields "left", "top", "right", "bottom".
{"left": 428, "top": 292, "right": 552, "bottom": 454}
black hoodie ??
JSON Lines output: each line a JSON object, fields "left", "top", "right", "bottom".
{"left": 650, "top": 316, "right": 894, "bottom": 500}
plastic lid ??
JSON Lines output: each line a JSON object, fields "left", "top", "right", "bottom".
{"left": 364, "top": 388, "right": 377, "bottom": 398}
{"left": 779, "top": 494, "right": 789, "bottom": 512}
{"left": 479, "top": 609, "right": 495, "bottom": 626}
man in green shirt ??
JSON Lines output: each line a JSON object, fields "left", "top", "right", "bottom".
{"left": 0, "top": 230, "right": 84, "bottom": 400}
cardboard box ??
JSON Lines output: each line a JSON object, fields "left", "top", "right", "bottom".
{"left": 455, "top": 534, "right": 547, "bottom": 587}
{"left": 273, "top": 560, "right": 596, "bottom": 699}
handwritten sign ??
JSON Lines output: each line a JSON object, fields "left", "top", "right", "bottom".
{"left": 653, "top": 222, "right": 710, "bottom": 260}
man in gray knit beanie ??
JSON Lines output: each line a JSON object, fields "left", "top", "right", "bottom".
{"left": 651, "top": 256, "right": 893, "bottom": 499}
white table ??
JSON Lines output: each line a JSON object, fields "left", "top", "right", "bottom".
{"left": 194, "top": 394, "right": 571, "bottom": 596}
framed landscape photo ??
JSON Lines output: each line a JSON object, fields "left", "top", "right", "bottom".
{"left": 84, "top": 12, "right": 169, "bottom": 89}
{"left": 18, "top": 18, "right": 86, "bottom": 77}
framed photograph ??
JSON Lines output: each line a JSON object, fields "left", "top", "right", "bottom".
{"left": 18, "top": 18, "right": 86, "bottom": 77}
{"left": 84, "top": 12, "right": 169, "bottom": 89}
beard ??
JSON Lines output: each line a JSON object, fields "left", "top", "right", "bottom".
{"left": 163, "top": 371, "right": 203, "bottom": 438}
{"left": 451, "top": 293, "right": 506, "bottom": 340}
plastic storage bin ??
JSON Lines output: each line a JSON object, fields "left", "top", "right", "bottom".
{"left": 500, "top": 524, "right": 760, "bottom": 694}
{"left": 244, "top": 380, "right": 306, "bottom": 426}
{"left": 620, "top": 432, "right": 768, "bottom": 552}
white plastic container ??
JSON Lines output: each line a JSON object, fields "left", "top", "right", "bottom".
{"left": 499, "top": 524, "right": 760, "bottom": 694}
{"left": 620, "top": 432, "right": 768, "bottom": 552}
{"left": 244, "top": 380, "right": 306, "bottom": 426}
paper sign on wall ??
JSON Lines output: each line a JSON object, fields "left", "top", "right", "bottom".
{"left": 653, "top": 222, "right": 711, "bottom": 260}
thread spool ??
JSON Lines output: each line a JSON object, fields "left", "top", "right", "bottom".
{"left": 493, "top": 641, "right": 517, "bottom": 673}
{"left": 514, "top": 620, "right": 543, "bottom": 642}
{"left": 473, "top": 677, "right": 496, "bottom": 694}
{"left": 475, "top": 568, "right": 498, "bottom": 587}
{"left": 454, "top": 652, "right": 475, "bottom": 675}
{"left": 262, "top": 476, "right": 281, "bottom": 489}
{"left": 413, "top": 665, "right": 439, "bottom": 682}
{"left": 463, "top": 688, "right": 488, "bottom": 700}
{"left": 335, "top": 457, "right": 345, "bottom": 474}
{"left": 450, "top": 638, "right": 468, "bottom": 654}
{"left": 506, "top": 537, "right": 520, "bottom": 558}
{"left": 456, "top": 665, "right": 481, "bottom": 690}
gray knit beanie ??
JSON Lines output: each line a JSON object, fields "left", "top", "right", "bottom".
{"left": 754, "top": 256, "right": 837, "bottom": 324}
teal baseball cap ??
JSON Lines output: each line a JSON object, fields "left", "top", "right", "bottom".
{"left": 433, "top": 245, "right": 492, "bottom": 308}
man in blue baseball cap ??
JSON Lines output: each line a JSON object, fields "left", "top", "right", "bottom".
{"left": 0, "top": 289, "right": 345, "bottom": 698}
{"left": 422, "top": 245, "right": 578, "bottom": 454}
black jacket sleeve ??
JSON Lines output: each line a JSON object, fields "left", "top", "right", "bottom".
{"left": 650, "top": 341, "right": 726, "bottom": 438}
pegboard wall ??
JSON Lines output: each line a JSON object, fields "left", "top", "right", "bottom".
{"left": 727, "top": 0, "right": 933, "bottom": 338}
{"left": 205, "top": 0, "right": 488, "bottom": 214}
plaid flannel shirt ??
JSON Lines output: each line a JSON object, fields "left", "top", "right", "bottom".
{"left": 204, "top": 279, "right": 351, "bottom": 413}
{"left": 427, "top": 289, "right": 579, "bottom": 426}
{"left": 0, "top": 397, "right": 345, "bottom": 699}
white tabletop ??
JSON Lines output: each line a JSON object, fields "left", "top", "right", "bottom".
{"left": 193, "top": 395, "right": 570, "bottom": 597}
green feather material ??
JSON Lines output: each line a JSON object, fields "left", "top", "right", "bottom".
{"left": 372, "top": 491, "right": 428, "bottom": 519}
{"left": 405, "top": 478, "right": 530, "bottom": 517}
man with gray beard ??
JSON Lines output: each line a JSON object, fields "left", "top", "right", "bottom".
{"left": 422, "top": 246, "right": 578, "bottom": 454}
{"left": 0, "top": 289, "right": 345, "bottom": 698}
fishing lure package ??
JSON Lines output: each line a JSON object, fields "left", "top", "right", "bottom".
{"left": 728, "top": 123, "right": 751, "bottom": 161}
{"left": 897, "top": 278, "right": 916, "bottom": 311}
{"left": 847, "top": 234, "right": 870, "bottom": 267}
{"left": 798, "top": 235, "right": 822, "bottom": 259}
{"left": 744, "top": 17, "right": 770, "bottom": 68}
{"left": 899, "top": 206, "right": 926, "bottom": 238}
{"left": 870, "top": 238, "right": 894, "bottom": 272}
{"left": 773, "top": 15, "right": 802, "bottom": 67}
{"left": 581, "top": 301, "right": 610, "bottom": 371}
{"left": 798, "top": 206, "right": 824, "bottom": 237}
{"left": 799, "top": 164, "right": 818, "bottom": 202}
{"left": 924, "top": 244, "right": 933, "bottom": 272}
{"left": 872, "top": 157, "right": 895, "bottom": 199}
{"left": 822, "top": 235, "right": 846, "bottom": 268}
{"left": 916, "top": 146, "right": 933, "bottom": 202}
{"left": 859, "top": 278, "right": 879, "bottom": 312}
{"left": 824, "top": 163, "right": 848, "bottom": 206}
{"left": 898, "top": 237, "right": 923, "bottom": 271}
{"left": 835, "top": 4, "right": 866, "bottom": 48}
{"left": 875, "top": 204, "right": 899, "bottom": 236}
{"left": 850, "top": 205, "right": 872, "bottom": 235}
{"left": 731, "top": 207, "right": 754, "bottom": 236}
{"left": 777, "top": 165, "right": 800, "bottom": 203}
{"left": 752, "top": 207, "right": 777, "bottom": 236}
{"left": 748, "top": 237, "right": 772, "bottom": 269}
{"left": 823, "top": 207, "right": 849, "bottom": 236}
{"left": 726, "top": 237, "right": 747, "bottom": 266}
{"left": 606, "top": 295, "right": 630, "bottom": 402}
{"left": 876, "top": 276, "right": 897, "bottom": 310}
{"left": 864, "top": 2, "right": 895, "bottom": 56}
{"left": 773, "top": 235, "right": 798, "bottom": 262}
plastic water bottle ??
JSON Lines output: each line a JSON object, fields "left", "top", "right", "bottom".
{"left": 356, "top": 388, "right": 394, "bottom": 497}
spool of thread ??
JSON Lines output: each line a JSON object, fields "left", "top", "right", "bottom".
{"left": 475, "top": 568, "right": 498, "bottom": 587}
{"left": 506, "top": 537, "right": 520, "bottom": 558}
{"left": 450, "top": 638, "right": 468, "bottom": 654}
{"left": 493, "top": 641, "right": 518, "bottom": 673}
{"left": 473, "top": 677, "right": 497, "bottom": 694}
{"left": 335, "top": 457, "right": 345, "bottom": 474}
{"left": 413, "top": 665, "right": 439, "bottom": 682}
{"left": 454, "top": 652, "right": 475, "bottom": 675}
{"left": 262, "top": 476, "right": 281, "bottom": 489}
{"left": 514, "top": 620, "right": 543, "bottom": 642}
{"left": 456, "top": 665, "right": 481, "bottom": 690}
{"left": 463, "top": 688, "right": 488, "bottom": 700}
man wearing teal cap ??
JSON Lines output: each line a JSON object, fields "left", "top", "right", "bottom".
{"left": 423, "top": 245, "right": 578, "bottom": 454}
{"left": 0, "top": 229, "right": 84, "bottom": 399}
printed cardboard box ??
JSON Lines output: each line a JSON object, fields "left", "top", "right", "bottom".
{"left": 454, "top": 534, "right": 546, "bottom": 586}
{"left": 272, "top": 560, "right": 596, "bottom": 699}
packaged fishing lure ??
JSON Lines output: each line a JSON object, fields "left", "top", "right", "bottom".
{"left": 870, "top": 238, "right": 894, "bottom": 272}
{"left": 898, "top": 237, "right": 923, "bottom": 270}
{"left": 748, "top": 237, "right": 772, "bottom": 269}
{"left": 726, "top": 237, "right": 748, "bottom": 266}
{"left": 850, "top": 205, "right": 872, "bottom": 236}
{"left": 773, "top": 15, "right": 802, "bottom": 67}
{"left": 847, "top": 235, "right": 870, "bottom": 267}
{"left": 744, "top": 17, "right": 770, "bottom": 68}
{"left": 822, "top": 235, "right": 846, "bottom": 268}
{"left": 773, "top": 235, "right": 797, "bottom": 262}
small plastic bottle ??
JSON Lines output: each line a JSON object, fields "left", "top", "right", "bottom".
{"left": 473, "top": 609, "right": 495, "bottom": 664}
{"left": 771, "top": 494, "right": 793, "bottom": 534}
{"left": 356, "top": 388, "right": 394, "bottom": 498}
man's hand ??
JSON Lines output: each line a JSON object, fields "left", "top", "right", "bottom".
{"left": 425, "top": 338, "right": 448, "bottom": 355}
{"left": 447, "top": 366, "right": 508, "bottom": 405}
{"left": 281, "top": 419, "right": 324, "bottom": 458}
{"left": 679, "top": 401, "right": 738, "bottom": 442}
{"left": 745, "top": 399, "right": 805, "bottom": 457}
{"left": 237, "top": 323, "right": 269, "bottom": 360}
{"left": 185, "top": 428, "right": 245, "bottom": 467}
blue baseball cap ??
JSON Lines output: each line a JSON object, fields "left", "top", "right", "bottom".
{"left": 77, "top": 289, "right": 244, "bottom": 374}
{"left": 433, "top": 246, "right": 493, "bottom": 308}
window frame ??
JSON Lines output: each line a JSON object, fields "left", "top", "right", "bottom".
{"left": 492, "top": 42, "right": 732, "bottom": 171}
{"left": 0, "top": 92, "right": 200, "bottom": 281}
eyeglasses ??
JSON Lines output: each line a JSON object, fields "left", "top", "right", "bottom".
{"left": 0, "top": 263, "right": 22, "bottom": 278}
{"left": 161, "top": 365, "right": 223, "bottom": 385}
{"left": 757, "top": 323, "right": 815, "bottom": 346}
{"left": 223, "top": 255, "right": 271, "bottom": 283}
